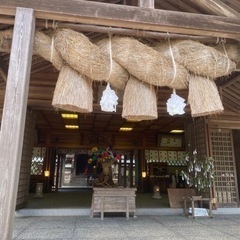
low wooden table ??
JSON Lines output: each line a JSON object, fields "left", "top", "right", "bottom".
{"left": 90, "top": 187, "right": 136, "bottom": 220}
{"left": 167, "top": 188, "right": 196, "bottom": 208}
{"left": 183, "top": 196, "right": 213, "bottom": 218}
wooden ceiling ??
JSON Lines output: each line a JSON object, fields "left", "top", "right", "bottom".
{"left": 0, "top": 0, "right": 240, "bottom": 138}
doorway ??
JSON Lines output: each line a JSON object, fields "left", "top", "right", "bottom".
{"left": 59, "top": 153, "right": 90, "bottom": 188}
{"left": 76, "top": 154, "right": 88, "bottom": 175}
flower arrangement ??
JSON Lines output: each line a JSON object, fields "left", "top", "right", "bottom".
{"left": 90, "top": 146, "right": 120, "bottom": 165}
{"left": 89, "top": 146, "right": 120, "bottom": 187}
{"left": 180, "top": 149, "right": 214, "bottom": 192}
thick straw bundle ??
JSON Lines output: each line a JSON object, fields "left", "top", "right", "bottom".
{"left": 188, "top": 75, "right": 224, "bottom": 117}
{"left": 154, "top": 40, "right": 236, "bottom": 79}
{"left": 111, "top": 36, "right": 189, "bottom": 89}
{"left": 122, "top": 75, "right": 158, "bottom": 121}
{"left": 54, "top": 28, "right": 109, "bottom": 81}
{"left": 0, "top": 28, "right": 13, "bottom": 53}
{"left": 96, "top": 38, "right": 129, "bottom": 90}
{"left": 52, "top": 65, "right": 93, "bottom": 113}
{"left": 214, "top": 43, "right": 240, "bottom": 64}
{"left": 34, "top": 31, "right": 63, "bottom": 70}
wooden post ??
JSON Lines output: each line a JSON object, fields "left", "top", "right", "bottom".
{"left": 129, "top": 150, "right": 133, "bottom": 187}
{"left": 55, "top": 154, "right": 61, "bottom": 192}
{"left": 0, "top": 7, "right": 35, "bottom": 240}
{"left": 138, "top": 0, "right": 154, "bottom": 8}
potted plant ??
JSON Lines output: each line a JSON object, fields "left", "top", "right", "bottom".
{"left": 180, "top": 149, "right": 214, "bottom": 195}
{"left": 179, "top": 149, "right": 215, "bottom": 216}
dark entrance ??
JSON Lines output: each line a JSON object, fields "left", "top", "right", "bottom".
{"left": 76, "top": 154, "right": 89, "bottom": 175}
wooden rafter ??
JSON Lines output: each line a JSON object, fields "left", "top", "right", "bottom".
{"left": 223, "top": 88, "right": 240, "bottom": 102}
{"left": 188, "top": 0, "right": 240, "bottom": 18}
{"left": 166, "top": 0, "right": 201, "bottom": 14}
{"left": 1, "top": 0, "right": 240, "bottom": 39}
{"left": 221, "top": 74, "right": 240, "bottom": 88}
{"left": 222, "top": 97, "right": 240, "bottom": 113}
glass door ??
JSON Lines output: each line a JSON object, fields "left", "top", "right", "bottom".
{"left": 118, "top": 150, "right": 137, "bottom": 187}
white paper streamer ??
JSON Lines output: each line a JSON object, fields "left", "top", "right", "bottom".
{"left": 166, "top": 89, "right": 186, "bottom": 116}
{"left": 100, "top": 83, "right": 118, "bottom": 112}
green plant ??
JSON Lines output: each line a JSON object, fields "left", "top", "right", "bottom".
{"left": 180, "top": 149, "right": 214, "bottom": 192}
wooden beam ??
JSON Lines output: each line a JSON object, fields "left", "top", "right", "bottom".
{"left": 1, "top": 18, "right": 237, "bottom": 44}
{"left": 0, "top": 0, "right": 240, "bottom": 39}
{"left": 0, "top": 7, "right": 35, "bottom": 240}
{"left": 189, "top": 0, "right": 240, "bottom": 18}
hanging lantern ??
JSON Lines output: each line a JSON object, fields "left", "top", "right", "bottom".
{"left": 166, "top": 89, "right": 186, "bottom": 116}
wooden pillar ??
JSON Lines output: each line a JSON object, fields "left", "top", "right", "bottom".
{"left": 55, "top": 154, "right": 61, "bottom": 192}
{"left": 129, "top": 150, "right": 134, "bottom": 187}
{"left": 138, "top": 0, "right": 154, "bottom": 8}
{"left": 0, "top": 8, "right": 35, "bottom": 240}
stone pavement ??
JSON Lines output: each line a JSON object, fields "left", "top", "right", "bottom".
{"left": 13, "top": 214, "right": 240, "bottom": 240}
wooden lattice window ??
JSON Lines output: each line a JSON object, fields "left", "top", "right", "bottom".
{"left": 209, "top": 129, "right": 238, "bottom": 207}
{"left": 30, "top": 147, "right": 46, "bottom": 175}
{"left": 185, "top": 117, "right": 208, "bottom": 158}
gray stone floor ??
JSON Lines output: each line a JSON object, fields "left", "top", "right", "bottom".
{"left": 12, "top": 190, "right": 240, "bottom": 239}
{"left": 13, "top": 214, "right": 240, "bottom": 240}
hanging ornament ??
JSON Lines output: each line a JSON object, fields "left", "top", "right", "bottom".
{"left": 100, "top": 83, "right": 118, "bottom": 112}
{"left": 99, "top": 30, "right": 118, "bottom": 112}
{"left": 166, "top": 89, "right": 186, "bottom": 116}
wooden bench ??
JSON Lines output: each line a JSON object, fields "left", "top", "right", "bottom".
{"left": 167, "top": 188, "right": 196, "bottom": 208}
{"left": 183, "top": 196, "right": 213, "bottom": 218}
{"left": 90, "top": 187, "right": 136, "bottom": 220}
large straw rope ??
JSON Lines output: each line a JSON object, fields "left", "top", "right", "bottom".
{"left": 111, "top": 36, "right": 189, "bottom": 89}
{"left": 54, "top": 28, "right": 109, "bottom": 81}
{"left": 52, "top": 65, "right": 93, "bottom": 113}
{"left": 122, "top": 75, "right": 158, "bottom": 121}
{"left": 188, "top": 75, "right": 224, "bottom": 117}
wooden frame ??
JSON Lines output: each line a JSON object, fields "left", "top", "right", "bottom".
{"left": 0, "top": 7, "right": 35, "bottom": 240}
{"left": 157, "top": 134, "right": 183, "bottom": 148}
{"left": 1, "top": 0, "right": 240, "bottom": 39}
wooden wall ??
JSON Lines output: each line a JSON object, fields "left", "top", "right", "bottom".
{"left": 208, "top": 112, "right": 240, "bottom": 129}
{"left": 37, "top": 130, "right": 157, "bottom": 149}
{"left": 209, "top": 128, "right": 239, "bottom": 207}
{"left": 208, "top": 113, "right": 240, "bottom": 206}
{"left": 16, "top": 110, "right": 35, "bottom": 209}
{"left": 233, "top": 130, "right": 240, "bottom": 201}
{"left": 184, "top": 117, "right": 208, "bottom": 157}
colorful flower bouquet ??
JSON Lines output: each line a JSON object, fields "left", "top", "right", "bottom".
{"left": 89, "top": 146, "right": 120, "bottom": 187}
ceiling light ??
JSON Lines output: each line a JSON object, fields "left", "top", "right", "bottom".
{"left": 61, "top": 113, "right": 78, "bottom": 119}
{"left": 119, "top": 127, "right": 133, "bottom": 131}
{"left": 170, "top": 130, "right": 184, "bottom": 133}
{"left": 65, "top": 125, "right": 79, "bottom": 129}
{"left": 126, "top": 119, "right": 141, "bottom": 122}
